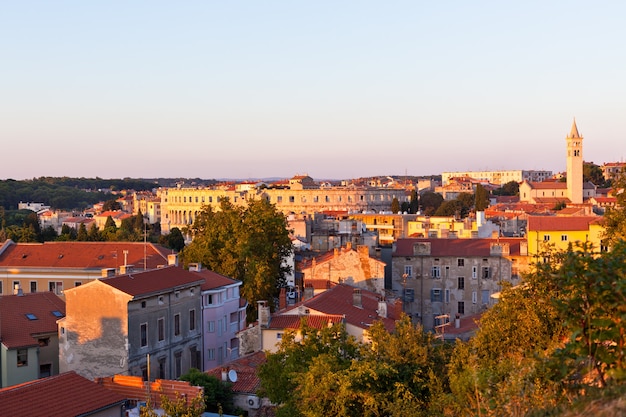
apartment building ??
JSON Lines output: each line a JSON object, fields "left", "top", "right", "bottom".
{"left": 392, "top": 238, "right": 529, "bottom": 330}
{"left": 441, "top": 170, "right": 552, "bottom": 186}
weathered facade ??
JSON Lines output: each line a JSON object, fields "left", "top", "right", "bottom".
{"left": 392, "top": 238, "right": 529, "bottom": 330}
{"left": 59, "top": 265, "right": 203, "bottom": 381}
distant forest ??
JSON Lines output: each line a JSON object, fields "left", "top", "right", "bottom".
{"left": 0, "top": 177, "right": 158, "bottom": 211}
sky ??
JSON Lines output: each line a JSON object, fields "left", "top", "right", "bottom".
{"left": 1, "top": 1, "right": 625, "bottom": 181}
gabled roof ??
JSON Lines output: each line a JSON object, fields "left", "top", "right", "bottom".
{"left": 193, "top": 268, "right": 240, "bottom": 291}
{"left": 284, "top": 284, "right": 396, "bottom": 332}
{"left": 526, "top": 181, "right": 567, "bottom": 190}
{"left": 0, "top": 292, "right": 65, "bottom": 349}
{"left": 0, "top": 241, "right": 173, "bottom": 270}
{"left": 0, "top": 371, "right": 126, "bottom": 417}
{"left": 527, "top": 215, "right": 601, "bottom": 231}
{"left": 206, "top": 351, "right": 267, "bottom": 395}
{"left": 268, "top": 314, "right": 344, "bottom": 330}
{"left": 100, "top": 266, "right": 204, "bottom": 298}
{"left": 393, "top": 238, "right": 526, "bottom": 258}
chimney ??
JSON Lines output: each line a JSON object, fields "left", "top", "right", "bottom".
{"left": 377, "top": 298, "right": 387, "bottom": 318}
{"left": 221, "top": 368, "right": 228, "bottom": 382}
{"left": 188, "top": 262, "right": 202, "bottom": 272}
{"left": 520, "top": 241, "right": 528, "bottom": 256}
{"left": 392, "top": 298, "right": 403, "bottom": 320}
{"left": 346, "top": 242, "right": 352, "bottom": 250}
{"left": 101, "top": 268, "right": 116, "bottom": 278}
{"left": 279, "top": 288, "right": 286, "bottom": 310}
{"left": 258, "top": 301, "right": 270, "bottom": 328}
{"left": 334, "top": 248, "right": 340, "bottom": 257}
{"left": 13, "top": 284, "right": 23, "bottom": 296}
{"left": 352, "top": 288, "right": 362, "bottom": 308}
{"left": 167, "top": 253, "right": 179, "bottom": 267}
{"left": 303, "top": 284, "right": 314, "bottom": 300}
{"left": 120, "top": 264, "right": 134, "bottom": 275}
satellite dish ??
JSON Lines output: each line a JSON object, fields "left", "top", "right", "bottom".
{"left": 228, "top": 369, "right": 238, "bottom": 382}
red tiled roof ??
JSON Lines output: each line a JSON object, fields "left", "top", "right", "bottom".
{"left": 194, "top": 269, "right": 239, "bottom": 291}
{"left": 0, "top": 241, "right": 173, "bottom": 270}
{"left": 393, "top": 238, "right": 526, "bottom": 258}
{"left": 527, "top": 181, "right": 567, "bottom": 190}
{"left": 268, "top": 314, "right": 344, "bottom": 330}
{"left": 101, "top": 265, "right": 204, "bottom": 297}
{"left": 0, "top": 371, "right": 126, "bottom": 417}
{"left": 0, "top": 292, "right": 65, "bottom": 349}
{"left": 527, "top": 215, "right": 600, "bottom": 231}
{"left": 206, "top": 351, "right": 267, "bottom": 394}
{"left": 288, "top": 284, "right": 395, "bottom": 332}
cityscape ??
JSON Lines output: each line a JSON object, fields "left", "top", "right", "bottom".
{"left": 2, "top": 1, "right": 626, "bottom": 416}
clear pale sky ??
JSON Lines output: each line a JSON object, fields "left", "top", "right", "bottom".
{"left": 1, "top": 1, "right": 625, "bottom": 180}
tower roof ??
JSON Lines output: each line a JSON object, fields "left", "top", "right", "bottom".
{"left": 567, "top": 118, "right": 582, "bottom": 139}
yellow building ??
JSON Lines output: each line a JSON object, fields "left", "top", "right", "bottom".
{"left": 526, "top": 215, "right": 605, "bottom": 257}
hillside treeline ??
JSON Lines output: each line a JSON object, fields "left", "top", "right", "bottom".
{"left": 0, "top": 177, "right": 157, "bottom": 210}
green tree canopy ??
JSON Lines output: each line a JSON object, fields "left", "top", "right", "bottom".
{"left": 180, "top": 368, "right": 236, "bottom": 414}
{"left": 182, "top": 198, "right": 292, "bottom": 320}
{"left": 474, "top": 183, "right": 489, "bottom": 211}
{"left": 419, "top": 192, "right": 444, "bottom": 216}
{"left": 391, "top": 197, "right": 400, "bottom": 213}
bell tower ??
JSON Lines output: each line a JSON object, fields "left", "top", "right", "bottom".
{"left": 566, "top": 118, "right": 583, "bottom": 204}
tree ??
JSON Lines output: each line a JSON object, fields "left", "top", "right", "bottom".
{"left": 87, "top": 223, "right": 102, "bottom": 241}
{"left": 409, "top": 189, "right": 419, "bottom": 214}
{"left": 474, "top": 184, "right": 489, "bottom": 211}
{"left": 583, "top": 161, "right": 606, "bottom": 186}
{"left": 493, "top": 180, "right": 519, "bottom": 196}
{"left": 162, "top": 227, "right": 185, "bottom": 252}
{"left": 76, "top": 223, "right": 88, "bottom": 241}
{"left": 391, "top": 197, "right": 400, "bottom": 214}
{"left": 419, "top": 192, "right": 444, "bottom": 216}
{"left": 602, "top": 172, "right": 626, "bottom": 246}
{"left": 102, "top": 199, "right": 122, "bottom": 211}
{"left": 180, "top": 368, "right": 236, "bottom": 414}
{"left": 183, "top": 198, "right": 292, "bottom": 320}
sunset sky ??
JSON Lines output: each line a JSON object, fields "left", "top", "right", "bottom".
{"left": 2, "top": 1, "right": 625, "bottom": 180}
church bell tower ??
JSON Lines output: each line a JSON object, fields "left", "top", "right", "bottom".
{"left": 566, "top": 118, "right": 583, "bottom": 204}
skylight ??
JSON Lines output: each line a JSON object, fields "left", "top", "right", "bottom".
{"left": 51, "top": 310, "right": 64, "bottom": 318}
{"left": 25, "top": 313, "right": 37, "bottom": 320}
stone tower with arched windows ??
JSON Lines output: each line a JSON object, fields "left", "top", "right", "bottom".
{"left": 566, "top": 118, "right": 583, "bottom": 204}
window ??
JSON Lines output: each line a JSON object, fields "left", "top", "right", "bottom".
{"left": 141, "top": 301, "right": 146, "bottom": 308}
{"left": 458, "top": 277, "right": 465, "bottom": 289}
{"left": 482, "top": 290, "right": 490, "bottom": 305}
{"left": 561, "top": 235, "right": 568, "bottom": 241}
{"left": 0, "top": 281, "right": 2, "bottom": 294}
{"left": 190, "top": 346, "right": 200, "bottom": 369}
{"left": 13, "top": 280, "right": 20, "bottom": 292}
{"left": 543, "top": 235, "right": 550, "bottom": 241}
{"left": 472, "top": 266, "right": 478, "bottom": 279}
{"left": 277, "top": 333, "right": 283, "bottom": 340}
{"left": 431, "top": 266, "right": 441, "bottom": 279}
{"left": 404, "top": 265, "right": 412, "bottom": 278}
{"left": 174, "top": 314, "right": 181, "bottom": 336}
{"left": 208, "top": 321, "right": 215, "bottom": 333}
{"left": 140, "top": 323, "right": 148, "bottom": 347}
{"left": 40, "top": 363, "right": 52, "bottom": 378}
{"left": 74, "top": 281, "right": 82, "bottom": 287}
{"left": 30, "top": 281, "right": 37, "bottom": 293}
{"left": 457, "top": 258, "right": 465, "bottom": 267}
{"left": 189, "top": 309, "right": 196, "bottom": 331}
{"left": 289, "top": 196, "right": 295, "bottom": 203}
{"left": 51, "top": 310, "right": 63, "bottom": 318}
{"left": 458, "top": 301, "right": 465, "bottom": 315}
{"left": 431, "top": 289, "right": 443, "bottom": 302}
{"left": 174, "top": 351, "right": 182, "bottom": 378}
{"left": 482, "top": 267, "right": 491, "bottom": 279}
{"left": 38, "top": 338, "right": 50, "bottom": 347}
{"left": 17, "top": 349, "right": 28, "bottom": 367}
{"left": 49, "top": 281, "right": 63, "bottom": 295}
{"left": 207, "top": 348, "right": 215, "bottom": 360}
{"left": 158, "top": 318, "right": 165, "bottom": 342}
{"left": 403, "top": 288, "right": 414, "bottom": 302}
{"left": 445, "top": 289, "right": 450, "bottom": 303}
{"left": 158, "top": 357, "right": 166, "bottom": 379}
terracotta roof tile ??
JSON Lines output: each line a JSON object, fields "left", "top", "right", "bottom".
{"left": 0, "top": 371, "right": 126, "bottom": 417}
{"left": 0, "top": 241, "right": 173, "bottom": 270}
{"left": 0, "top": 292, "right": 65, "bottom": 349}
{"left": 206, "top": 352, "right": 267, "bottom": 394}
{"left": 194, "top": 269, "right": 239, "bottom": 291}
{"left": 268, "top": 314, "right": 344, "bottom": 330}
{"left": 100, "top": 265, "right": 204, "bottom": 297}
{"left": 287, "top": 284, "right": 395, "bottom": 332}
{"left": 527, "top": 215, "right": 600, "bottom": 231}
{"left": 393, "top": 238, "right": 526, "bottom": 258}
